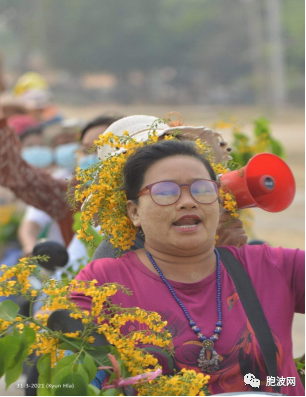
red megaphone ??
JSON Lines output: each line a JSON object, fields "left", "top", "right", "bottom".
{"left": 219, "top": 153, "right": 296, "bottom": 212}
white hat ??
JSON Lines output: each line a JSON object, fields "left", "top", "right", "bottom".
{"left": 97, "top": 114, "right": 232, "bottom": 163}
{"left": 97, "top": 115, "right": 169, "bottom": 161}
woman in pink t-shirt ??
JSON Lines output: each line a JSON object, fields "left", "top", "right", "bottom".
{"left": 72, "top": 139, "right": 304, "bottom": 395}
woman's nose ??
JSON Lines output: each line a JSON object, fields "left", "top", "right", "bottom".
{"left": 176, "top": 185, "right": 198, "bottom": 209}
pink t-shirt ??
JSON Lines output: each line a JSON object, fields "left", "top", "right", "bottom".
{"left": 72, "top": 244, "right": 305, "bottom": 395}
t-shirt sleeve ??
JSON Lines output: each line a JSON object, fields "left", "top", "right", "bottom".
{"left": 23, "top": 206, "right": 53, "bottom": 228}
{"left": 224, "top": 244, "right": 305, "bottom": 314}
{"left": 270, "top": 246, "right": 305, "bottom": 314}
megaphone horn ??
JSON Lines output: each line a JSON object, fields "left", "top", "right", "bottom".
{"left": 219, "top": 153, "right": 296, "bottom": 212}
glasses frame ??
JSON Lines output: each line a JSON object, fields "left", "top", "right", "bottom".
{"left": 137, "top": 179, "right": 220, "bottom": 206}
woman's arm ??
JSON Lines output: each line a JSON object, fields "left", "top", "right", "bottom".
{"left": 0, "top": 117, "right": 70, "bottom": 221}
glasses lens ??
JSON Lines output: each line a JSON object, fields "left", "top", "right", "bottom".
{"left": 190, "top": 180, "right": 218, "bottom": 204}
{"left": 151, "top": 182, "right": 180, "bottom": 205}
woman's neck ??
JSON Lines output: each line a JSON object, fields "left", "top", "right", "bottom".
{"left": 135, "top": 244, "right": 217, "bottom": 283}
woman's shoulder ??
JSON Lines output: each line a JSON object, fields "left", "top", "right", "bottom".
{"left": 220, "top": 244, "right": 305, "bottom": 291}
{"left": 221, "top": 243, "right": 304, "bottom": 268}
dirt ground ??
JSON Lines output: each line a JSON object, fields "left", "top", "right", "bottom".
{"left": 1, "top": 105, "right": 304, "bottom": 395}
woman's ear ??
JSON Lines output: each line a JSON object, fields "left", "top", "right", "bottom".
{"left": 127, "top": 200, "right": 141, "bottom": 227}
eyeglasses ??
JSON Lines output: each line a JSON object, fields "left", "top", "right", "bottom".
{"left": 137, "top": 179, "right": 220, "bottom": 206}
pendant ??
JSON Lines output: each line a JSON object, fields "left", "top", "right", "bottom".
{"left": 198, "top": 339, "right": 220, "bottom": 373}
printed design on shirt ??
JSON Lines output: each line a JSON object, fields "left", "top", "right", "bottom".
{"left": 120, "top": 310, "right": 283, "bottom": 394}
{"left": 227, "top": 288, "right": 240, "bottom": 310}
{"left": 174, "top": 319, "right": 283, "bottom": 394}
{"left": 159, "top": 309, "right": 189, "bottom": 338}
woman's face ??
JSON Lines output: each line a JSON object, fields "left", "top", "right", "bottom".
{"left": 127, "top": 155, "right": 219, "bottom": 255}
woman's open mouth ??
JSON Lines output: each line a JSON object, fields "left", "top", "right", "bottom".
{"left": 172, "top": 217, "right": 201, "bottom": 232}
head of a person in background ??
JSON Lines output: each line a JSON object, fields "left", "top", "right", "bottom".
{"left": 8, "top": 114, "right": 41, "bottom": 147}
{"left": 42, "top": 118, "right": 83, "bottom": 174}
{"left": 19, "top": 125, "right": 44, "bottom": 148}
{"left": 13, "top": 72, "right": 63, "bottom": 125}
{"left": 78, "top": 113, "right": 124, "bottom": 169}
{"left": 8, "top": 114, "right": 54, "bottom": 169}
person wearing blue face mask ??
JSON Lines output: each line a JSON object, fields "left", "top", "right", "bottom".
{"left": 45, "top": 118, "right": 83, "bottom": 175}
{"left": 7, "top": 115, "right": 55, "bottom": 169}
{"left": 78, "top": 153, "right": 99, "bottom": 170}
{"left": 54, "top": 141, "right": 80, "bottom": 172}
{"left": 17, "top": 114, "right": 124, "bottom": 257}
{"left": 77, "top": 114, "right": 125, "bottom": 168}
{"left": 19, "top": 119, "right": 81, "bottom": 172}
{"left": 21, "top": 142, "right": 54, "bottom": 169}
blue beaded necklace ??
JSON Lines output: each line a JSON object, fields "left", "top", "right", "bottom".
{"left": 146, "top": 248, "right": 222, "bottom": 374}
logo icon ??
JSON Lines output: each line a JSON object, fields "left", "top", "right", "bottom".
{"left": 244, "top": 373, "right": 260, "bottom": 388}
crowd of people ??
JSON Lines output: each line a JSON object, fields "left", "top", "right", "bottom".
{"left": 0, "top": 72, "right": 304, "bottom": 396}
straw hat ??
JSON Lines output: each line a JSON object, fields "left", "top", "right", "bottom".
{"left": 97, "top": 115, "right": 232, "bottom": 163}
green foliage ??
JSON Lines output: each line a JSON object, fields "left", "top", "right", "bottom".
{"left": 37, "top": 354, "right": 52, "bottom": 396}
{"left": 100, "top": 389, "right": 121, "bottom": 396}
{"left": 0, "top": 300, "right": 20, "bottom": 321}
{"left": 58, "top": 338, "right": 95, "bottom": 352}
{"left": 4, "top": 326, "right": 36, "bottom": 389}
{"left": 0, "top": 336, "right": 23, "bottom": 378}
{"left": 294, "top": 355, "right": 305, "bottom": 387}
{"left": 230, "top": 117, "right": 285, "bottom": 166}
{"left": 0, "top": 205, "right": 24, "bottom": 247}
{"left": 72, "top": 212, "right": 103, "bottom": 260}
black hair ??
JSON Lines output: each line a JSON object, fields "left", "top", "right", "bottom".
{"left": 19, "top": 126, "right": 43, "bottom": 142}
{"left": 123, "top": 140, "right": 216, "bottom": 201}
{"left": 80, "top": 114, "right": 125, "bottom": 141}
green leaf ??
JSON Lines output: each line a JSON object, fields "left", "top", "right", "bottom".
{"left": 52, "top": 355, "right": 88, "bottom": 390}
{"left": 0, "top": 336, "right": 22, "bottom": 377}
{"left": 254, "top": 117, "right": 271, "bottom": 138}
{"left": 87, "top": 384, "right": 100, "bottom": 396}
{"left": 37, "top": 354, "right": 52, "bottom": 396}
{"left": 99, "top": 388, "right": 120, "bottom": 396}
{"left": 5, "top": 326, "right": 36, "bottom": 389}
{"left": 87, "top": 346, "right": 119, "bottom": 366}
{"left": 76, "top": 363, "right": 90, "bottom": 384}
{"left": 233, "top": 132, "right": 250, "bottom": 141}
{"left": 53, "top": 372, "right": 88, "bottom": 396}
{"left": 37, "top": 354, "right": 52, "bottom": 382}
{"left": 22, "top": 325, "right": 36, "bottom": 346}
{"left": 0, "top": 300, "right": 20, "bottom": 321}
{"left": 269, "top": 138, "right": 285, "bottom": 158}
{"left": 82, "top": 353, "right": 98, "bottom": 383}
{"left": 53, "top": 354, "right": 77, "bottom": 378}
{"left": 5, "top": 348, "right": 30, "bottom": 389}
{"left": 58, "top": 338, "right": 94, "bottom": 352}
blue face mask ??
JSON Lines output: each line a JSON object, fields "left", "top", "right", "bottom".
{"left": 54, "top": 142, "right": 80, "bottom": 171}
{"left": 21, "top": 146, "right": 54, "bottom": 168}
{"left": 78, "top": 154, "right": 99, "bottom": 170}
